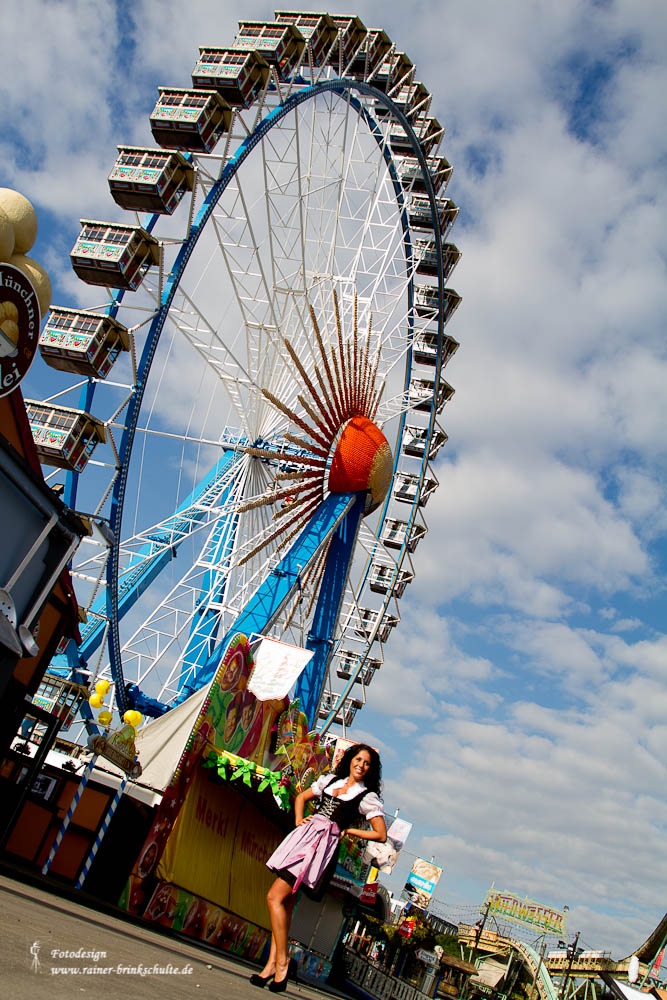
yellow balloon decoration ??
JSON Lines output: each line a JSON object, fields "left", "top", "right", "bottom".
{"left": 89, "top": 692, "right": 104, "bottom": 709}
{"left": 95, "top": 679, "right": 110, "bottom": 695}
{"left": 98, "top": 710, "right": 113, "bottom": 726}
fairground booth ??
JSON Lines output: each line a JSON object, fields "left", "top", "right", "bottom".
{"left": 118, "top": 635, "right": 395, "bottom": 981}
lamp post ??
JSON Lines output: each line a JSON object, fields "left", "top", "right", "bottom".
{"left": 529, "top": 936, "right": 548, "bottom": 1000}
{"left": 462, "top": 902, "right": 491, "bottom": 1000}
{"left": 558, "top": 932, "right": 582, "bottom": 1000}
{"left": 471, "top": 902, "right": 491, "bottom": 967}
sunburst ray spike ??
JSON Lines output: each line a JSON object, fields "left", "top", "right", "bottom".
{"left": 261, "top": 387, "right": 331, "bottom": 451}
{"left": 332, "top": 289, "right": 351, "bottom": 414}
{"left": 309, "top": 303, "right": 345, "bottom": 424}
{"left": 359, "top": 314, "right": 373, "bottom": 414}
{"left": 284, "top": 338, "right": 339, "bottom": 438}
{"left": 352, "top": 294, "right": 359, "bottom": 411}
{"left": 284, "top": 432, "right": 328, "bottom": 458}
{"left": 243, "top": 446, "right": 325, "bottom": 469}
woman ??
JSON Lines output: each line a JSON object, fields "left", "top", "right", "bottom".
{"left": 251, "top": 744, "right": 386, "bottom": 992}
{"left": 223, "top": 691, "right": 244, "bottom": 752}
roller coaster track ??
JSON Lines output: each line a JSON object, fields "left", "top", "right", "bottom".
{"left": 631, "top": 913, "right": 667, "bottom": 964}
{"left": 459, "top": 913, "right": 667, "bottom": 998}
{"left": 458, "top": 926, "right": 560, "bottom": 1000}
{"left": 512, "top": 940, "right": 560, "bottom": 1000}
{"left": 545, "top": 952, "right": 649, "bottom": 982}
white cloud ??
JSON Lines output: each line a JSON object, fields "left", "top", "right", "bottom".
{"left": 0, "top": 1, "right": 123, "bottom": 218}
{"left": 376, "top": 683, "right": 667, "bottom": 954}
{"left": 596, "top": 633, "right": 667, "bottom": 681}
{"left": 609, "top": 617, "right": 643, "bottom": 633}
{"left": 370, "top": 606, "right": 498, "bottom": 720}
{"left": 409, "top": 450, "right": 650, "bottom": 617}
{"left": 501, "top": 620, "right": 607, "bottom": 687}
{"left": 616, "top": 469, "right": 667, "bottom": 539}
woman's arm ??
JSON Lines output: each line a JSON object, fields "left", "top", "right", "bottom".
{"left": 345, "top": 815, "right": 387, "bottom": 842}
{"left": 294, "top": 786, "right": 317, "bottom": 826}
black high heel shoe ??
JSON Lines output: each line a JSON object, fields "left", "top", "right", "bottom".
{"left": 250, "top": 971, "right": 274, "bottom": 988}
{"left": 268, "top": 958, "right": 297, "bottom": 993}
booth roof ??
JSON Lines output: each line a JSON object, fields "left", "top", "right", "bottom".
{"left": 92, "top": 685, "right": 210, "bottom": 797}
{"left": 441, "top": 954, "right": 477, "bottom": 974}
{"left": 470, "top": 959, "right": 509, "bottom": 989}
{"left": 600, "top": 976, "right": 657, "bottom": 1000}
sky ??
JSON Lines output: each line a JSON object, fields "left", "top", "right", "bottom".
{"left": 2, "top": 0, "right": 667, "bottom": 963}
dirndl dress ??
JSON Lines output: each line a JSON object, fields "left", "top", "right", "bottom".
{"left": 266, "top": 777, "right": 380, "bottom": 898}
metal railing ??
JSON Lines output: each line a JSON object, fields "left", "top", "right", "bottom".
{"left": 344, "top": 950, "right": 430, "bottom": 1000}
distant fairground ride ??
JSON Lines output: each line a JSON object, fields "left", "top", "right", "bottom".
{"left": 458, "top": 911, "right": 667, "bottom": 1000}
{"left": 29, "top": 13, "right": 461, "bottom": 733}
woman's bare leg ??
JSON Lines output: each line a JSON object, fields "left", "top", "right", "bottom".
{"left": 257, "top": 933, "right": 277, "bottom": 979}
{"left": 265, "top": 877, "right": 297, "bottom": 981}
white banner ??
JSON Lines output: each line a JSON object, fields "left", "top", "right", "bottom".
{"left": 365, "top": 815, "right": 413, "bottom": 874}
{"left": 248, "top": 637, "right": 314, "bottom": 700}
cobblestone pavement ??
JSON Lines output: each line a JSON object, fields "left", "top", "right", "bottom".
{"left": 0, "top": 872, "right": 338, "bottom": 1000}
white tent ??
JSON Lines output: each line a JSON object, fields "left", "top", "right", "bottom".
{"left": 90, "top": 685, "right": 210, "bottom": 803}
{"left": 470, "top": 958, "right": 509, "bottom": 989}
{"left": 600, "top": 974, "right": 654, "bottom": 1000}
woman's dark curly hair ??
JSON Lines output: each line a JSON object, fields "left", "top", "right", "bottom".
{"left": 334, "top": 743, "right": 382, "bottom": 795}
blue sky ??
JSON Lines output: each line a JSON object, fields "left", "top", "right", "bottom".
{"left": 3, "top": 0, "right": 667, "bottom": 959}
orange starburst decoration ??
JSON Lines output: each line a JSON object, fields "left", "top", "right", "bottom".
{"left": 238, "top": 291, "right": 393, "bottom": 566}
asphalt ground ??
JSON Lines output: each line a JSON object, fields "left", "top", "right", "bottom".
{"left": 0, "top": 870, "right": 346, "bottom": 1000}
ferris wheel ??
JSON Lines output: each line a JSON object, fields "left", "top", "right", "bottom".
{"left": 29, "top": 13, "right": 461, "bottom": 735}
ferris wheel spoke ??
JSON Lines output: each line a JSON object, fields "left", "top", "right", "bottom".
{"left": 234, "top": 174, "right": 284, "bottom": 336}
{"left": 169, "top": 283, "right": 253, "bottom": 382}
{"left": 195, "top": 195, "right": 301, "bottom": 435}
{"left": 322, "top": 90, "right": 356, "bottom": 277}
{"left": 356, "top": 520, "right": 396, "bottom": 563}
{"left": 125, "top": 424, "right": 228, "bottom": 449}
{"left": 293, "top": 107, "right": 309, "bottom": 296}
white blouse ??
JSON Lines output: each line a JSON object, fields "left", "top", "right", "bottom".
{"left": 310, "top": 775, "right": 384, "bottom": 820}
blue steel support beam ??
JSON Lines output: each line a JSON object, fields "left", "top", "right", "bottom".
{"left": 173, "top": 492, "right": 357, "bottom": 706}
{"left": 92, "top": 450, "right": 239, "bottom": 650}
{"left": 295, "top": 493, "right": 366, "bottom": 727}
{"left": 50, "top": 450, "right": 241, "bottom": 678}
{"left": 174, "top": 504, "right": 240, "bottom": 693}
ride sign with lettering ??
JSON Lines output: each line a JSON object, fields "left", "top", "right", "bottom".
{"left": 484, "top": 888, "right": 567, "bottom": 936}
{"left": 0, "top": 263, "right": 40, "bottom": 397}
